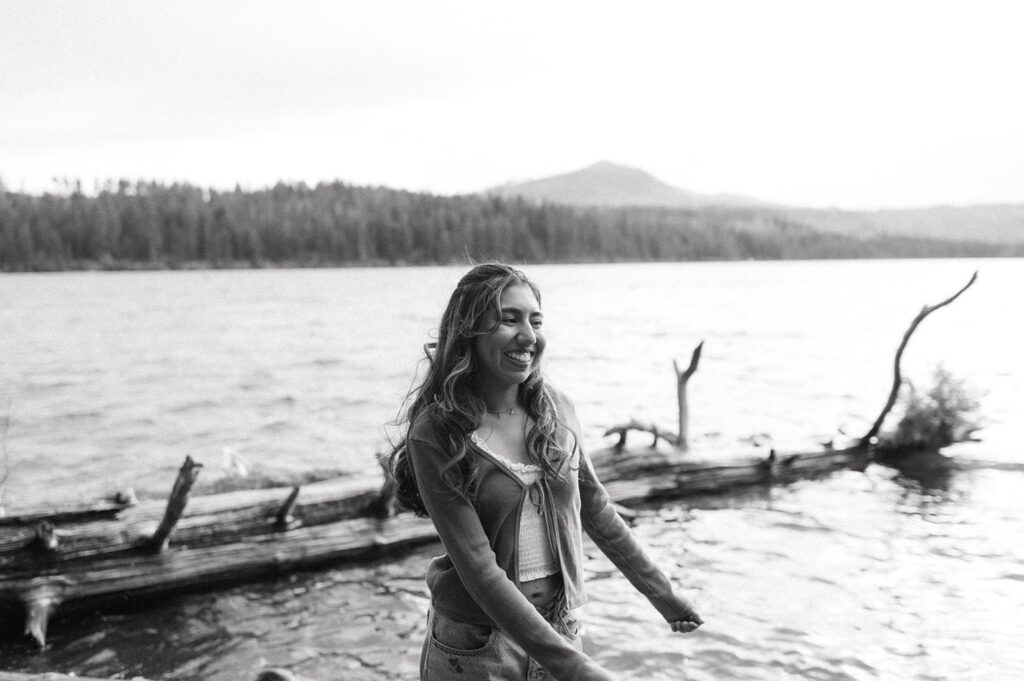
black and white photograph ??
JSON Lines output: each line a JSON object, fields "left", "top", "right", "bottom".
{"left": 1, "top": 2, "right": 1022, "bottom": 680}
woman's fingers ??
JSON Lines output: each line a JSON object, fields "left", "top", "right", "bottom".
{"left": 670, "top": 620, "right": 701, "bottom": 633}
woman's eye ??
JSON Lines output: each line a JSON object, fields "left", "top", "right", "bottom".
{"left": 531, "top": 319, "right": 544, "bottom": 329}
{"left": 502, "top": 317, "right": 516, "bottom": 325}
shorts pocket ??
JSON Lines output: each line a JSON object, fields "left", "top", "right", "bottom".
{"left": 430, "top": 612, "right": 496, "bottom": 655}
{"left": 561, "top": 611, "right": 581, "bottom": 639}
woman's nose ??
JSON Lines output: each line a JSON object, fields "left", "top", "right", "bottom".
{"left": 517, "top": 322, "right": 536, "bottom": 344}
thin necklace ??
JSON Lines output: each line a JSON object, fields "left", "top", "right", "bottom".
{"left": 486, "top": 406, "right": 516, "bottom": 417}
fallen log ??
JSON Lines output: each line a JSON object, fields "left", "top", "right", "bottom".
{"left": 0, "top": 473, "right": 393, "bottom": 647}
{"left": 4, "top": 513, "right": 439, "bottom": 613}
{"left": 593, "top": 443, "right": 872, "bottom": 506}
{"left": 1, "top": 474, "right": 381, "bottom": 567}
{"left": 0, "top": 498, "right": 133, "bottom": 527}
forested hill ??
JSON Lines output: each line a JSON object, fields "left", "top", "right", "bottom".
{"left": 0, "top": 181, "right": 1018, "bottom": 272}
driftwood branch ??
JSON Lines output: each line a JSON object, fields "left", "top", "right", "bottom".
{"left": 606, "top": 341, "right": 703, "bottom": 452}
{"left": 673, "top": 341, "right": 704, "bottom": 449}
{"left": 275, "top": 486, "right": 301, "bottom": 529}
{"left": 365, "top": 452, "right": 398, "bottom": 518}
{"left": 859, "top": 271, "right": 978, "bottom": 447}
{"left": 145, "top": 456, "right": 203, "bottom": 552}
{"left": 32, "top": 521, "right": 58, "bottom": 552}
{"left": 604, "top": 419, "right": 673, "bottom": 450}
{"left": 22, "top": 583, "right": 64, "bottom": 647}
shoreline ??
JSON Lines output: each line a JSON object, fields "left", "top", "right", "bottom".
{"left": 2, "top": 252, "right": 1017, "bottom": 275}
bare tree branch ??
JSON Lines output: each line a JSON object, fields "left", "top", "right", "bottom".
{"left": 144, "top": 456, "right": 203, "bottom": 552}
{"left": 859, "top": 271, "right": 979, "bottom": 446}
{"left": 673, "top": 341, "right": 704, "bottom": 449}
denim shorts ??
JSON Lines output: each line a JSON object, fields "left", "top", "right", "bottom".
{"left": 419, "top": 592, "right": 582, "bottom": 680}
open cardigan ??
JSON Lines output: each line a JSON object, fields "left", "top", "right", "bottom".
{"left": 408, "top": 387, "right": 694, "bottom": 681}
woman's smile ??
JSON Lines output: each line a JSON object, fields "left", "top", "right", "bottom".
{"left": 504, "top": 349, "right": 534, "bottom": 366}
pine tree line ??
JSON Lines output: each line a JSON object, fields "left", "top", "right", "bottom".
{"left": 0, "top": 180, "right": 1015, "bottom": 271}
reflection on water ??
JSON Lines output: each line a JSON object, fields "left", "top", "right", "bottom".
{"left": 2, "top": 557, "right": 430, "bottom": 681}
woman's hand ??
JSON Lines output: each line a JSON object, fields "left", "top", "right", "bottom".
{"left": 669, "top": 598, "right": 703, "bottom": 633}
{"left": 670, "top": 619, "right": 702, "bottom": 633}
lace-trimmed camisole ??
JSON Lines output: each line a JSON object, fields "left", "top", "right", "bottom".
{"left": 471, "top": 431, "right": 560, "bottom": 582}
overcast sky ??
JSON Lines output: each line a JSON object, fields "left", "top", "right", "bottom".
{"left": 2, "top": 0, "right": 1022, "bottom": 209}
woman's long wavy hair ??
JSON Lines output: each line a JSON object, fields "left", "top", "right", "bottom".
{"left": 386, "top": 263, "right": 575, "bottom": 517}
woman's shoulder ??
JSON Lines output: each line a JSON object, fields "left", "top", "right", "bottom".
{"left": 543, "top": 383, "right": 580, "bottom": 425}
{"left": 408, "top": 404, "right": 446, "bottom": 445}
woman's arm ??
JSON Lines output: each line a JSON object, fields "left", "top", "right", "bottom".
{"left": 408, "top": 436, "right": 616, "bottom": 681}
{"left": 578, "top": 448, "right": 703, "bottom": 628}
{"left": 555, "top": 392, "right": 703, "bottom": 630}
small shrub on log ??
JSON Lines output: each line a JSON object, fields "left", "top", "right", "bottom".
{"left": 880, "top": 365, "right": 981, "bottom": 452}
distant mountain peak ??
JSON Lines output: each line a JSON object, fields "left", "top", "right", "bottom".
{"left": 583, "top": 160, "right": 645, "bottom": 173}
{"left": 485, "top": 161, "right": 763, "bottom": 209}
{"left": 576, "top": 161, "right": 665, "bottom": 182}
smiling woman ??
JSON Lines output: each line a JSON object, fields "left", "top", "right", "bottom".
{"left": 385, "top": 262, "right": 703, "bottom": 681}
{"left": 472, "top": 284, "right": 546, "bottom": 399}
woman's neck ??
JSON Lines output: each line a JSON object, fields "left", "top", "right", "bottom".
{"left": 481, "top": 384, "right": 519, "bottom": 416}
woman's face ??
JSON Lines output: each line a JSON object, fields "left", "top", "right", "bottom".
{"left": 472, "top": 283, "right": 546, "bottom": 393}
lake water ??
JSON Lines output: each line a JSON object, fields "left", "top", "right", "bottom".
{"left": 1, "top": 259, "right": 1022, "bottom": 680}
